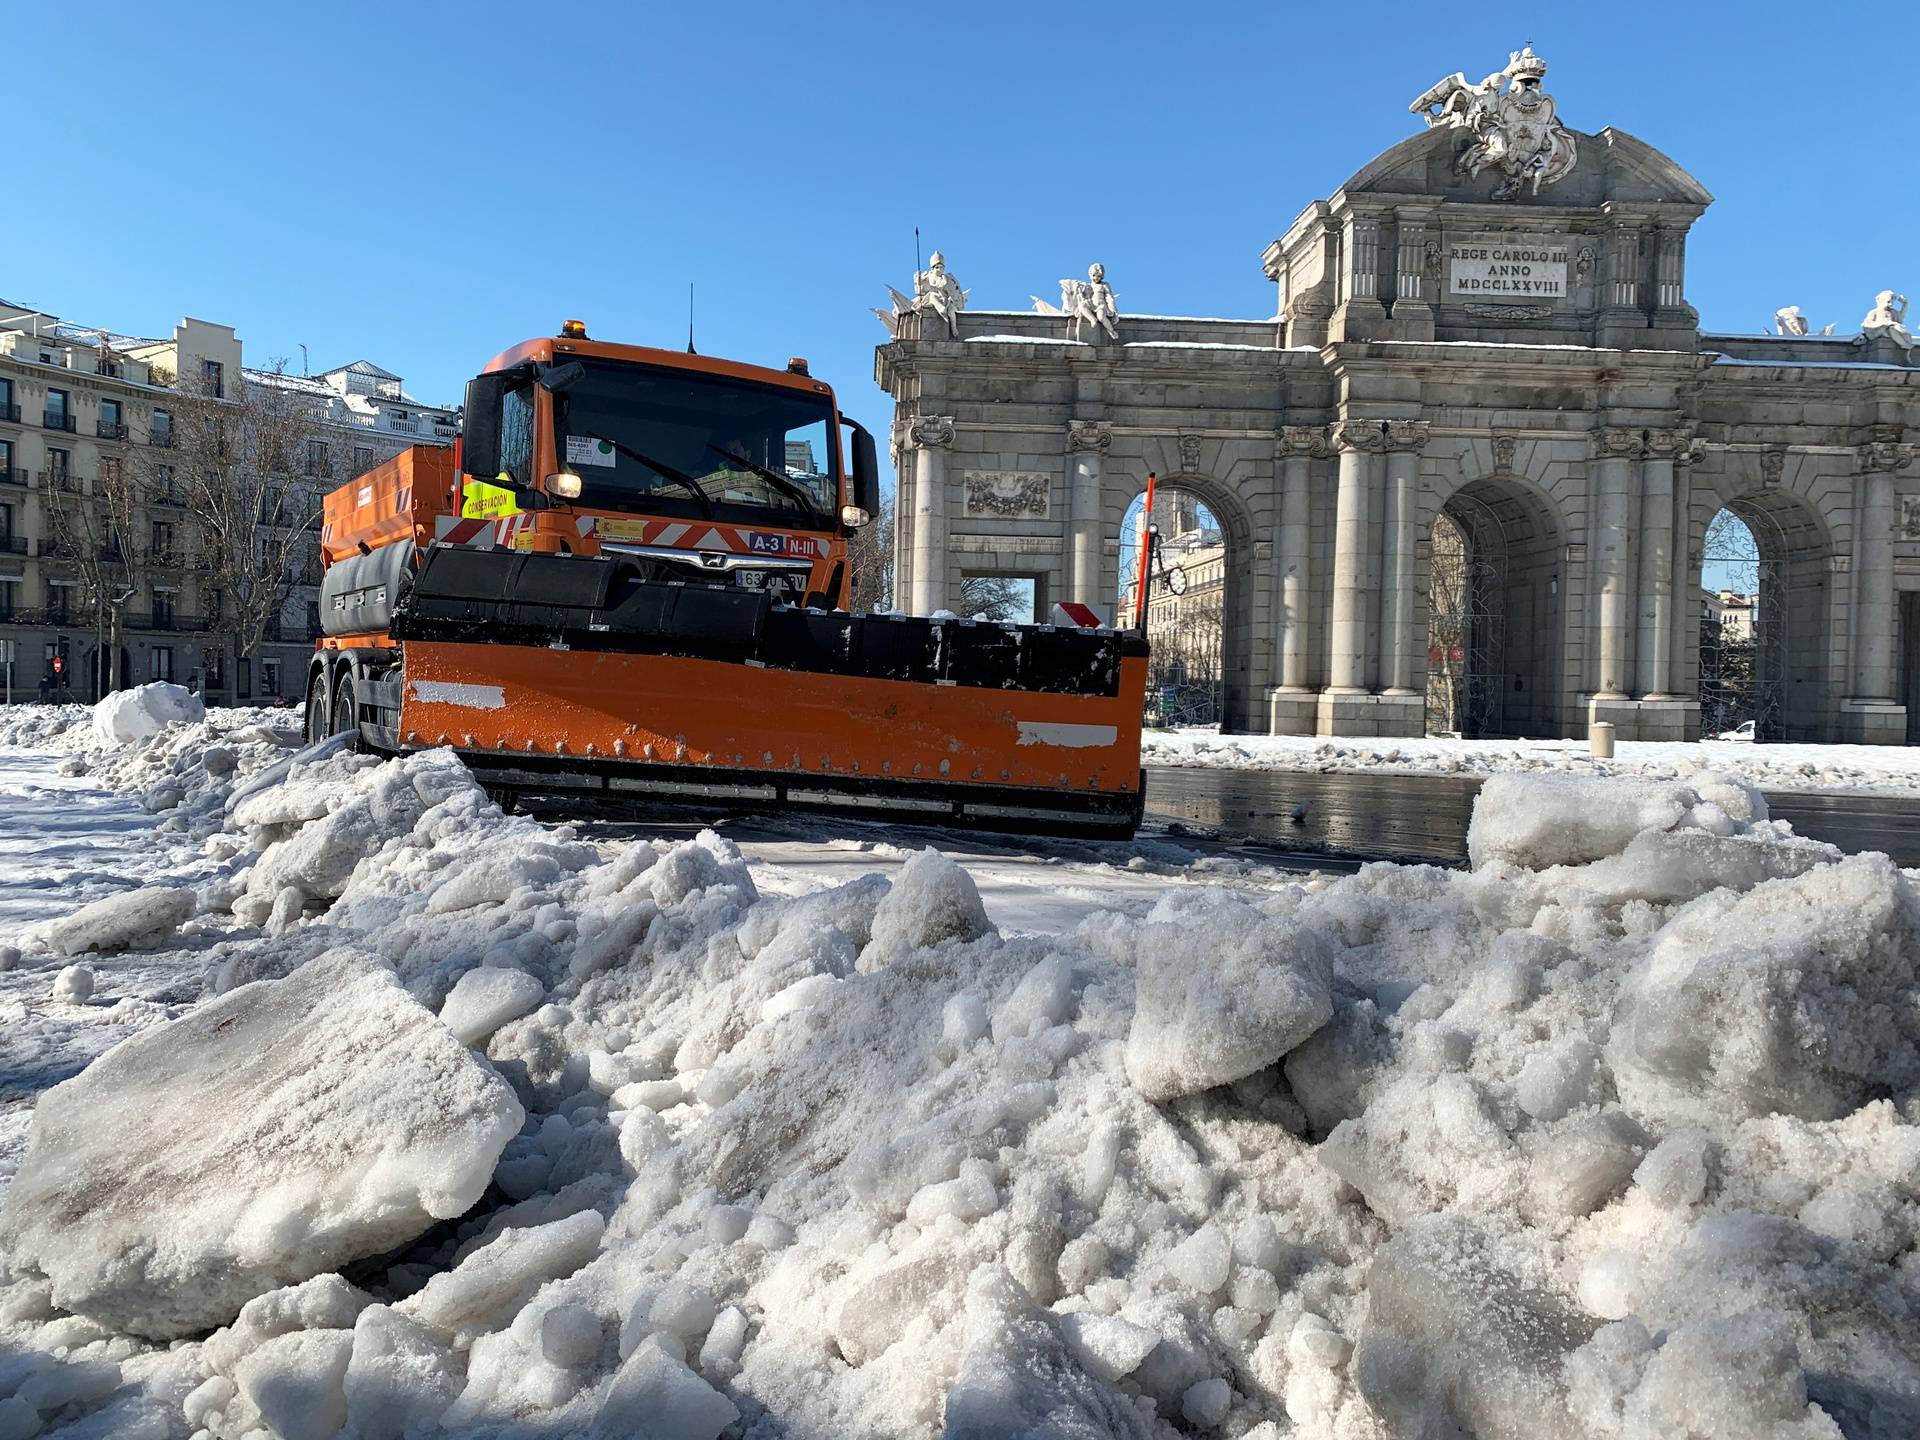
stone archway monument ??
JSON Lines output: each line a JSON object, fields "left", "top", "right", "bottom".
{"left": 875, "top": 45, "right": 1920, "bottom": 742}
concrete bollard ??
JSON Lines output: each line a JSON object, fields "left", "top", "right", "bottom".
{"left": 1589, "top": 721, "right": 1615, "bottom": 759}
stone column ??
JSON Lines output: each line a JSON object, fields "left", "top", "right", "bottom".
{"left": 1635, "top": 427, "right": 1688, "bottom": 698}
{"left": 1328, "top": 420, "right": 1385, "bottom": 693}
{"left": 1591, "top": 427, "right": 1644, "bottom": 699}
{"left": 1066, "top": 420, "right": 1109, "bottom": 608}
{"left": 1850, "top": 440, "right": 1913, "bottom": 701}
{"left": 889, "top": 423, "right": 914, "bottom": 606}
{"left": 1274, "top": 426, "right": 1329, "bottom": 691}
{"left": 1381, "top": 421, "right": 1431, "bottom": 694}
{"left": 905, "top": 414, "right": 955, "bottom": 616}
{"left": 1669, "top": 440, "right": 1702, "bottom": 698}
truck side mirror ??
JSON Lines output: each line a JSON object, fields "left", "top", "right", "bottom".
{"left": 462, "top": 374, "right": 504, "bottom": 479}
{"left": 538, "top": 361, "right": 585, "bottom": 393}
{"left": 845, "top": 419, "right": 880, "bottom": 518}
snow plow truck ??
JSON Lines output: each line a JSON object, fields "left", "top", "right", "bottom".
{"left": 306, "top": 324, "right": 1150, "bottom": 837}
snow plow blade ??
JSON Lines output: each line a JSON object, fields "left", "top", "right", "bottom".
{"left": 382, "top": 547, "right": 1148, "bottom": 837}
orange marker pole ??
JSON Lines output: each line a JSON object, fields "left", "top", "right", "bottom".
{"left": 1133, "top": 471, "right": 1157, "bottom": 630}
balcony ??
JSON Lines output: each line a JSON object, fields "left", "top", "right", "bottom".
{"left": 386, "top": 417, "right": 420, "bottom": 435}
{"left": 148, "top": 547, "right": 180, "bottom": 568}
{"left": 38, "top": 470, "right": 79, "bottom": 492}
{"left": 0, "top": 403, "right": 18, "bottom": 424}
{"left": 96, "top": 545, "right": 126, "bottom": 563}
{"left": 149, "top": 428, "right": 175, "bottom": 449}
{"left": 0, "top": 468, "right": 24, "bottom": 487}
{"left": 126, "top": 611, "right": 210, "bottom": 634}
{"left": 0, "top": 536, "right": 28, "bottom": 556}
{"left": 42, "top": 412, "right": 76, "bottom": 433}
{"left": 152, "top": 491, "right": 185, "bottom": 508}
{"left": 97, "top": 420, "right": 129, "bottom": 440}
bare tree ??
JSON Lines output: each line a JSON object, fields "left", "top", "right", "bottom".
{"left": 846, "top": 485, "right": 895, "bottom": 613}
{"left": 147, "top": 363, "right": 344, "bottom": 698}
{"left": 1426, "top": 511, "right": 1469, "bottom": 734}
{"left": 958, "top": 574, "right": 1027, "bottom": 621}
{"left": 40, "top": 452, "right": 147, "bottom": 696}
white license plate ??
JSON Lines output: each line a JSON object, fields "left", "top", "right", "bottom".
{"left": 735, "top": 570, "right": 766, "bottom": 589}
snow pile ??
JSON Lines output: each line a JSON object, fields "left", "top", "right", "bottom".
{"left": 1143, "top": 725, "right": 1920, "bottom": 797}
{"left": 1, "top": 732, "right": 1917, "bottom": 1437}
{"left": 1, "top": 951, "right": 523, "bottom": 1338}
{"left": 89, "top": 681, "right": 205, "bottom": 744}
{"left": 41, "top": 885, "right": 197, "bottom": 956}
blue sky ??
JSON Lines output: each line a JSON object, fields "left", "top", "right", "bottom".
{"left": 5, "top": 0, "right": 1914, "bottom": 488}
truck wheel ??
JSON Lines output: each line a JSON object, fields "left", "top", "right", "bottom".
{"left": 331, "top": 675, "right": 359, "bottom": 747}
{"left": 303, "top": 672, "right": 329, "bottom": 744}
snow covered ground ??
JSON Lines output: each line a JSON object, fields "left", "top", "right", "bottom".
{"left": 1144, "top": 726, "right": 1920, "bottom": 796}
{"left": 0, "top": 693, "right": 1916, "bottom": 1439}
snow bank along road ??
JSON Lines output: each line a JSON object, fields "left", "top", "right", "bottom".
{"left": 1, "top": 692, "right": 1917, "bottom": 1439}
{"left": 1144, "top": 726, "right": 1920, "bottom": 798}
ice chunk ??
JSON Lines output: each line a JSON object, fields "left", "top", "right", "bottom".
{"left": 12, "top": 1358, "right": 121, "bottom": 1416}
{"left": 49, "top": 965, "right": 94, "bottom": 1003}
{"left": 1183, "top": 1376, "right": 1233, "bottom": 1427}
{"left": 650, "top": 1281, "right": 718, "bottom": 1340}
{"left": 1319, "top": 1072, "right": 1520, "bottom": 1223}
{"left": 1352, "top": 1216, "right": 1598, "bottom": 1438}
{"left": 992, "top": 954, "right": 1076, "bottom": 1043}
{"left": 204, "top": 1274, "right": 372, "bottom": 1375}
{"left": 1522, "top": 1111, "right": 1648, "bottom": 1221}
{"left": 439, "top": 965, "right": 547, "bottom": 1046}
{"left": 1058, "top": 1311, "right": 1161, "bottom": 1383}
{"left": 862, "top": 848, "right": 993, "bottom": 964}
{"left": 402, "top": 1210, "right": 605, "bottom": 1341}
{"left": 1611, "top": 854, "right": 1920, "bottom": 1121}
{"left": 1124, "top": 896, "right": 1333, "bottom": 1100}
{"left": 90, "top": 682, "right": 204, "bottom": 744}
{"left": 591, "top": 1339, "right": 740, "bottom": 1440}
{"left": 234, "top": 1329, "right": 353, "bottom": 1440}
{"left": 342, "top": 1305, "right": 463, "bottom": 1440}
{"left": 541, "top": 1303, "right": 605, "bottom": 1368}
{"left": 1633, "top": 1131, "right": 1714, "bottom": 1210}
{"left": 944, "top": 1267, "right": 1155, "bottom": 1439}
{"left": 0, "top": 952, "right": 523, "bottom": 1338}
{"left": 43, "top": 885, "right": 196, "bottom": 957}
{"left": 1163, "top": 1223, "right": 1233, "bottom": 1295}
{"left": 832, "top": 1246, "right": 971, "bottom": 1366}
{"left": 905, "top": 1157, "right": 1000, "bottom": 1226}
{"left": 1468, "top": 773, "right": 1696, "bottom": 869}
{"left": 698, "top": 1306, "right": 749, "bottom": 1383}
{"left": 1514, "top": 1037, "right": 1603, "bottom": 1122}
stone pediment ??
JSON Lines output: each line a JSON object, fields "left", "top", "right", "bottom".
{"left": 1336, "top": 125, "right": 1712, "bottom": 212}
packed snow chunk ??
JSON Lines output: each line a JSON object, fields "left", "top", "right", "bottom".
{"left": 1522, "top": 1110, "right": 1648, "bottom": 1221}
{"left": 1467, "top": 773, "right": 1702, "bottom": 870}
{"left": 541, "top": 1302, "right": 605, "bottom": 1368}
{"left": 0, "top": 951, "right": 524, "bottom": 1338}
{"left": 863, "top": 847, "right": 993, "bottom": 965}
{"left": 1182, "top": 1376, "right": 1234, "bottom": 1427}
{"left": 43, "top": 885, "right": 196, "bottom": 957}
{"left": 203, "top": 1273, "right": 373, "bottom": 1375}
{"left": 1633, "top": 1130, "right": 1715, "bottom": 1210}
{"left": 1124, "top": 892, "right": 1333, "bottom": 1101}
{"left": 1163, "top": 1222, "right": 1233, "bottom": 1295}
{"left": 1566, "top": 1312, "right": 1845, "bottom": 1440}
{"left": 1353, "top": 1216, "right": 1599, "bottom": 1439}
{"left": 992, "top": 954, "right": 1077, "bottom": 1043}
{"left": 591, "top": 1339, "right": 740, "bottom": 1440}
{"left": 1320, "top": 1071, "right": 1523, "bottom": 1223}
{"left": 11, "top": 1358, "right": 122, "bottom": 1416}
{"left": 439, "top": 965, "right": 547, "bottom": 1046}
{"left": 48, "top": 964, "right": 94, "bottom": 1004}
{"left": 1514, "top": 1037, "right": 1605, "bottom": 1122}
{"left": 343, "top": 1305, "right": 464, "bottom": 1439}
{"left": 400, "top": 1210, "right": 605, "bottom": 1342}
{"left": 90, "top": 681, "right": 205, "bottom": 744}
{"left": 944, "top": 1267, "right": 1156, "bottom": 1439}
{"left": 1058, "top": 1312, "right": 1161, "bottom": 1384}
{"left": 906, "top": 1158, "right": 1001, "bottom": 1227}
{"left": 234, "top": 1328, "right": 354, "bottom": 1440}
{"left": 1611, "top": 853, "right": 1920, "bottom": 1121}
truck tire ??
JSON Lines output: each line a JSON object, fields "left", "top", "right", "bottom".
{"left": 331, "top": 675, "right": 359, "bottom": 748}
{"left": 303, "top": 670, "right": 329, "bottom": 745}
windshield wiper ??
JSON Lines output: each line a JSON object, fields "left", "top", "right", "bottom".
{"left": 705, "top": 444, "right": 826, "bottom": 529}
{"left": 582, "top": 432, "right": 715, "bottom": 516}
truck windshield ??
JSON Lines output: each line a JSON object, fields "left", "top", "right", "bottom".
{"left": 554, "top": 359, "right": 837, "bottom": 528}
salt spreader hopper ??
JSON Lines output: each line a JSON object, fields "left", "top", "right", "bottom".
{"left": 306, "top": 325, "right": 1149, "bottom": 837}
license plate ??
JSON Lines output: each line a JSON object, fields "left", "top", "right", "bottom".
{"left": 735, "top": 570, "right": 766, "bottom": 589}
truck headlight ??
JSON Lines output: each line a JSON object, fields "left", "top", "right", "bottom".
{"left": 550, "top": 472, "right": 583, "bottom": 499}
{"left": 841, "top": 505, "right": 870, "bottom": 529}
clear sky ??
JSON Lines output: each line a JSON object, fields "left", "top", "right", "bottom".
{"left": 5, "top": 0, "right": 1915, "bottom": 491}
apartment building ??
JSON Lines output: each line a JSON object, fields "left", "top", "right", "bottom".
{"left": 0, "top": 298, "right": 452, "bottom": 703}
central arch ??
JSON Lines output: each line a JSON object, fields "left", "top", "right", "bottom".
{"left": 1424, "top": 475, "right": 1565, "bottom": 737}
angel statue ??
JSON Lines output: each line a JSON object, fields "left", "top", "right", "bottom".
{"left": 874, "top": 251, "right": 968, "bottom": 338}
{"left": 1774, "top": 305, "right": 1810, "bottom": 336}
{"left": 1411, "top": 45, "right": 1578, "bottom": 200}
{"left": 1032, "top": 262, "right": 1120, "bottom": 341}
{"left": 1862, "top": 290, "right": 1914, "bottom": 352}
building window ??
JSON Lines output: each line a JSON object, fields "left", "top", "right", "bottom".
{"left": 45, "top": 388, "right": 71, "bottom": 431}
{"left": 99, "top": 398, "right": 124, "bottom": 438}
{"left": 305, "top": 440, "right": 330, "bottom": 475}
{"left": 262, "top": 658, "right": 281, "bottom": 697}
{"left": 0, "top": 439, "right": 13, "bottom": 482}
{"left": 353, "top": 445, "right": 374, "bottom": 473}
{"left": 0, "top": 580, "right": 14, "bottom": 620}
{"left": 0, "top": 501, "right": 14, "bottom": 550}
{"left": 100, "top": 455, "right": 123, "bottom": 490}
{"left": 46, "top": 447, "right": 70, "bottom": 484}
{"left": 153, "top": 590, "right": 176, "bottom": 629}
{"left": 151, "top": 520, "right": 175, "bottom": 564}
{"left": 151, "top": 408, "right": 173, "bottom": 446}
{"left": 203, "top": 359, "right": 225, "bottom": 399}
{"left": 152, "top": 646, "right": 174, "bottom": 681}
{"left": 0, "top": 377, "right": 14, "bottom": 420}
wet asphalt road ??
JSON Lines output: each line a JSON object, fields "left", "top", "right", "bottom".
{"left": 1143, "top": 766, "right": 1920, "bottom": 867}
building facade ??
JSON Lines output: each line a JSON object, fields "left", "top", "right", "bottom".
{"left": 875, "top": 51, "right": 1920, "bottom": 744}
{"left": 0, "top": 299, "right": 451, "bottom": 703}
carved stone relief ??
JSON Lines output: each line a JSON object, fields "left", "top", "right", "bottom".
{"left": 1066, "top": 419, "right": 1111, "bottom": 453}
{"left": 961, "top": 472, "right": 1050, "bottom": 519}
